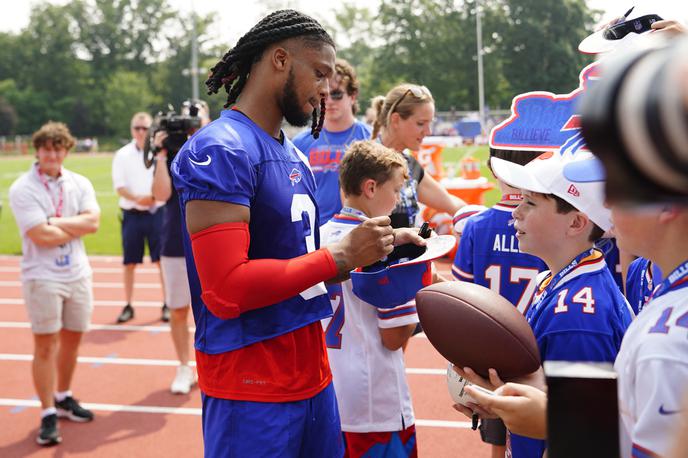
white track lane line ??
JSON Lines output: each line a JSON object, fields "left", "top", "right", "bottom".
{"left": 0, "top": 353, "right": 446, "bottom": 375}
{"left": 0, "top": 299, "right": 164, "bottom": 308}
{"left": 0, "top": 398, "right": 473, "bottom": 428}
{"left": 0, "top": 266, "right": 160, "bottom": 274}
{"left": 0, "top": 321, "right": 189, "bottom": 333}
{"left": 0, "top": 281, "right": 161, "bottom": 289}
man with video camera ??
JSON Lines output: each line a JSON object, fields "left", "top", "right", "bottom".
{"left": 112, "top": 113, "right": 166, "bottom": 324}
{"left": 150, "top": 100, "right": 210, "bottom": 394}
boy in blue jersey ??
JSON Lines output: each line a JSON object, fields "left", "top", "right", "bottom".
{"left": 293, "top": 58, "right": 371, "bottom": 223}
{"left": 170, "top": 10, "right": 423, "bottom": 458}
{"left": 452, "top": 148, "right": 546, "bottom": 458}
{"left": 456, "top": 152, "right": 633, "bottom": 458}
{"left": 625, "top": 256, "right": 662, "bottom": 315}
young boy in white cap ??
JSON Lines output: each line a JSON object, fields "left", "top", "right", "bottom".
{"left": 484, "top": 151, "right": 634, "bottom": 458}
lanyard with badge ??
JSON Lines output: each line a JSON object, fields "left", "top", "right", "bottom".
{"left": 526, "top": 248, "right": 596, "bottom": 323}
{"left": 647, "top": 260, "right": 688, "bottom": 334}
{"left": 650, "top": 260, "right": 688, "bottom": 301}
{"left": 37, "top": 166, "right": 71, "bottom": 267}
{"left": 637, "top": 260, "right": 657, "bottom": 314}
{"left": 37, "top": 167, "right": 64, "bottom": 217}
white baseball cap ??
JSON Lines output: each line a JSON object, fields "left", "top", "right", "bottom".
{"left": 578, "top": 6, "right": 665, "bottom": 54}
{"left": 490, "top": 152, "right": 612, "bottom": 231}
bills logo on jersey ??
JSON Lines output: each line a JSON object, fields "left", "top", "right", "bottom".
{"left": 288, "top": 168, "right": 302, "bottom": 186}
{"left": 568, "top": 184, "right": 580, "bottom": 197}
{"left": 490, "top": 62, "right": 599, "bottom": 156}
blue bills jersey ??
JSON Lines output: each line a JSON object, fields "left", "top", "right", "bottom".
{"left": 625, "top": 257, "right": 663, "bottom": 315}
{"left": 293, "top": 122, "right": 371, "bottom": 224}
{"left": 511, "top": 249, "right": 634, "bottom": 458}
{"left": 452, "top": 197, "right": 547, "bottom": 313}
{"left": 596, "top": 237, "right": 624, "bottom": 292}
{"left": 171, "top": 109, "right": 332, "bottom": 354}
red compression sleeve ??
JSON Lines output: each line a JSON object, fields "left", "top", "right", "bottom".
{"left": 190, "top": 222, "right": 338, "bottom": 320}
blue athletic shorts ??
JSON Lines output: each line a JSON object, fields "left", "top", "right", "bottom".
{"left": 201, "top": 382, "right": 344, "bottom": 458}
{"left": 121, "top": 209, "right": 162, "bottom": 264}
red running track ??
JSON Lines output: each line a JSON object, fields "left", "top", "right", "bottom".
{"left": 0, "top": 256, "right": 489, "bottom": 457}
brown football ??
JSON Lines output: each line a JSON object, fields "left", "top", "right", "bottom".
{"left": 416, "top": 281, "right": 541, "bottom": 379}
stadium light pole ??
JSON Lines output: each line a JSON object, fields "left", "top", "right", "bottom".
{"left": 476, "top": 0, "right": 486, "bottom": 136}
{"left": 190, "top": 7, "right": 199, "bottom": 101}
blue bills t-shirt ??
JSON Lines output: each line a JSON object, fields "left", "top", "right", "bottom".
{"left": 293, "top": 121, "right": 371, "bottom": 223}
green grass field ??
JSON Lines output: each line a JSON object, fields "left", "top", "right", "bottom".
{"left": 0, "top": 146, "right": 498, "bottom": 255}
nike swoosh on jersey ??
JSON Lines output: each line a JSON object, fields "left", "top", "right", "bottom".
{"left": 189, "top": 155, "right": 212, "bottom": 166}
{"left": 658, "top": 405, "right": 681, "bottom": 415}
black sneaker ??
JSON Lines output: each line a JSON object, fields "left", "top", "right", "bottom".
{"left": 161, "top": 304, "right": 170, "bottom": 322}
{"left": 36, "top": 413, "right": 61, "bottom": 446}
{"left": 55, "top": 396, "right": 94, "bottom": 422}
{"left": 116, "top": 304, "right": 134, "bottom": 323}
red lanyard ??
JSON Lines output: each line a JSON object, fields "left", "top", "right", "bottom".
{"left": 37, "top": 167, "right": 64, "bottom": 217}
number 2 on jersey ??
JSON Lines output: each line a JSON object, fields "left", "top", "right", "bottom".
{"left": 291, "top": 194, "right": 327, "bottom": 300}
{"left": 325, "top": 286, "right": 345, "bottom": 349}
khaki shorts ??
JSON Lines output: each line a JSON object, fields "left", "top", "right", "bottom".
{"left": 22, "top": 276, "right": 93, "bottom": 334}
{"left": 160, "top": 256, "right": 191, "bottom": 309}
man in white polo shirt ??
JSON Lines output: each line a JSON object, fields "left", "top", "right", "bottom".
{"left": 9, "top": 122, "right": 100, "bottom": 446}
{"left": 111, "top": 112, "right": 166, "bottom": 323}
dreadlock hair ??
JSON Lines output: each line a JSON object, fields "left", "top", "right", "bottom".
{"left": 206, "top": 9, "right": 335, "bottom": 138}
{"left": 311, "top": 97, "right": 326, "bottom": 139}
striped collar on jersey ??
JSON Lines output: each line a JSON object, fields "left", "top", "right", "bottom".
{"left": 331, "top": 206, "right": 367, "bottom": 224}
{"left": 493, "top": 193, "right": 523, "bottom": 212}
{"left": 531, "top": 248, "right": 606, "bottom": 306}
{"left": 650, "top": 259, "right": 688, "bottom": 301}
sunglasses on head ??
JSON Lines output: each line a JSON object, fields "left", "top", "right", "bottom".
{"left": 133, "top": 126, "right": 149, "bottom": 132}
{"left": 327, "top": 89, "right": 346, "bottom": 101}
{"left": 389, "top": 85, "right": 432, "bottom": 115}
{"left": 603, "top": 14, "right": 662, "bottom": 40}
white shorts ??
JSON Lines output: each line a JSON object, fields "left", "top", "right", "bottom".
{"left": 22, "top": 276, "right": 93, "bottom": 334}
{"left": 160, "top": 256, "right": 191, "bottom": 309}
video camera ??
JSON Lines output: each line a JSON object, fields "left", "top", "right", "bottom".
{"left": 143, "top": 100, "right": 204, "bottom": 169}
{"left": 580, "top": 35, "right": 688, "bottom": 204}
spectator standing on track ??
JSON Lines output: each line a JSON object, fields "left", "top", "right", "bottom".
{"left": 371, "top": 84, "right": 465, "bottom": 229}
{"left": 111, "top": 112, "right": 167, "bottom": 324}
{"left": 9, "top": 122, "right": 100, "bottom": 446}
{"left": 151, "top": 101, "right": 210, "bottom": 394}
{"left": 293, "top": 58, "right": 371, "bottom": 224}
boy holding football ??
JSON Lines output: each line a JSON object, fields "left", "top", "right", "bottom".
{"left": 451, "top": 147, "right": 546, "bottom": 458}
{"left": 458, "top": 152, "right": 634, "bottom": 458}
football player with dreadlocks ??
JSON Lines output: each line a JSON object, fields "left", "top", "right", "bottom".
{"left": 171, "top": 10, "right": 423, "bottom": 457}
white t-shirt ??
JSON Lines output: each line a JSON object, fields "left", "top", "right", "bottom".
{"left": 615, "top": 283, "right": 688, "bottom": 457}
{"left": 321, "top": 217, "right": 418, "bottom": 433}
{"left": 9, "top": 164, "right": 100, "bottom": 282}
{"left": 111, "top": 141, "right": 160, "bottom": 210}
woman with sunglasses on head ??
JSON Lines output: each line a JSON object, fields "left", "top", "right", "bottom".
{"left": 371, "top": 84, "right": 466, "bottom": 229}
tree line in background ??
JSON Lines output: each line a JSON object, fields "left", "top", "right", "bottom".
{"left": 0, "top": 0, "right": 597, "bottom": 140}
